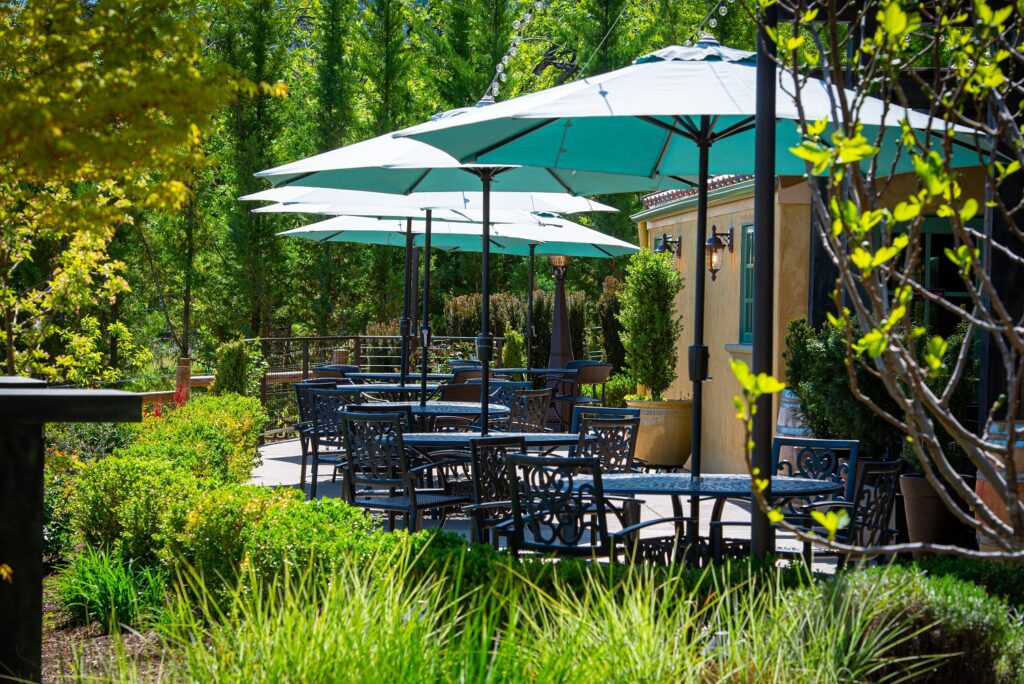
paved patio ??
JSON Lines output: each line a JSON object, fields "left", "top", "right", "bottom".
{"left": 254, "top": 439, "right": 837, "bottom": 572}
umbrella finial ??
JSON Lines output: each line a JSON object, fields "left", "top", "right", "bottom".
{"left": 696, "top": 32, "right": 719, "bottom": 46}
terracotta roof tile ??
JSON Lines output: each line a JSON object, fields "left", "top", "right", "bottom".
{"left": 641, "top": 174, "right": 755, "bottom": 209}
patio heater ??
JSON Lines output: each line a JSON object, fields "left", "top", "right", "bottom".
{"left": 547, "top": 254, "right": 573, "bottom": 369}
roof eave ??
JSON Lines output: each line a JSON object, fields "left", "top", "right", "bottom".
{"left": 631, "top": 178, "right": 756, "bottom": 221}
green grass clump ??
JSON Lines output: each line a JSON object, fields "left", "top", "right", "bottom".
{"left": 56, "top": 548, "right": 168, "bottom": 634}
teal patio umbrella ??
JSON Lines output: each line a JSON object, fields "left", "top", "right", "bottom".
{"left": 400, "top": 35, "right": 982, "bottom": 477}
{"left": 257, "top": 133, "right": 678, "bottom": 431}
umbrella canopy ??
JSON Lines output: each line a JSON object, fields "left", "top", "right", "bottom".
{"left": 254, "top": 131, "right": 690, "bottom": 195}
{"left": 243, "top": 187, "right": 618, "bottom": 214}
{"left": 399, "top": 35, "right": 983, "bottom": 479}
{"left": 399, "top": 40, "right": 981, "bottom": 175}
{"left": 278, "top": 215, "right": 544, "bottom": 252}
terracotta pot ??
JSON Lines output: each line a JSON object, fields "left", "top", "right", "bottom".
{"left": 900, "top": 473, "right": 977, "bottom": 559}
{"left": 626, "top": 399, "right": 692, "bottom": 468}
{"left": 975, "top": 420, "right": 1024, "bottom": 552}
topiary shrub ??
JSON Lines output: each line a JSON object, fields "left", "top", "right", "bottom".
{"left": 603, "top": 373, "right": 636, "bottom": 409}
{"left": 71, "top": 455, "right": 202, "bottom": 566}
{"left": 501, "top": 324, "right": 525, "bottom": 368}
{"left": 211, "top": 339, "right": 267, "bottom": 397}
{"left": 163, "top": 484, "right": 301, "bottom": 597}
{"left": 123, "top": 393, "right": 267, "bottom": 484}
{"left": 617, "top": 250, "right": 683, "bottom": 400}
{"left": 241, "top": 498, "right": 383, "bottom": 583}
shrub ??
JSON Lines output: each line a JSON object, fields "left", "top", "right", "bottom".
{"left": 71, "top": 455, "right": 202, "bottom": 565}
{"left": 618, "top": 250, "right": 683, "bottom": 399}
{"left": 597, "top": 276, "right": 626, "bottom": 373}
{"left": 501, "top": 324, "right": 525, "bottom": 368}
{"left": 832, "top": 565, "right": 1024, "bottom": 682}
{"left": 211, "top": 338, "right": 267, "bottom": 397}
{"left": 603, "top": 373, "right": 636, "bottom": 409}
{"left": 56, "top": 548, "right": 168, "bottom": 633}
{"left": 164, "top": 485, "right": 301, "bottom": 597}
{"left": 46, "top": 422, "right": 135, "bottom": 463}
{"left": 913, "top": 555, "right": 1024, "bottom": 608}
{"left": 241, "top": 497, "right": 383, "bottom": 582}
{"left": 122, "top": 393, "right": 267, "bottom": 484}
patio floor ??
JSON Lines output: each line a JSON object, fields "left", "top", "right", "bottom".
{"left": 254, "top": 439, "right": 838, "bottom": 573}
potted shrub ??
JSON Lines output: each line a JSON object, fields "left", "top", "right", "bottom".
{"left": 617, "top": 249, "right": 690, "bottom": 468}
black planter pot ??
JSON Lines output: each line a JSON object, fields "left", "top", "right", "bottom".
{"left": 899, "top": 473, "right": 977, "bottom": 559}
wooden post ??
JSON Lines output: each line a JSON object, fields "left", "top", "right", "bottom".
{"left": 332, "top": 348, "right": 349, "bottom": 365}
{"left": 301, "top": 340, "right": 310, "bottom": 379}
{"left": 0, "top": 379, "right": 141, "bottom": 682}
{"left": 175, "top": 357, "right": 192, "bottom": 402}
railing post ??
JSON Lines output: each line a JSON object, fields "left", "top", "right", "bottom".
{"left": 0, "top": 379, "right": 141, "bottom": 683}
{"left": 175, "top": 357, "right": 191, "bottom": 402}
{"left": 302, "top": 340, "right": 310, "bottom": 379}
{"left": 354, "top": 336, "right": 363, "bottom": 367}
{"left": 332, "top": 348, "right": 349, "bottom": 365}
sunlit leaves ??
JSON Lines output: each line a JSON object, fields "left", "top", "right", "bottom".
{"left": 944, "top": 244, "right": 981, "bottom": 278}
{"left": 923, "top": 336, "right": 948, "bottom": 378}
{"left": 810, "top": 509, "right": 850, "bottom": 540}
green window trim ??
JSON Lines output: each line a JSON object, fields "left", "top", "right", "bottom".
{"left": 739, "top": 222, "right": 755, "bottom": 344}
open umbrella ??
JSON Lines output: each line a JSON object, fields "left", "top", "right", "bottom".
{"left": 399, "top": 35, "right": 982, "bottom": 476}
{"left": 256, "top": 134, "right": 676, "bottom": 432}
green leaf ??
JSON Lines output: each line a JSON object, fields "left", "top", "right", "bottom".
{"left": 810, "top": 509, "right": 850, "bottom": 540}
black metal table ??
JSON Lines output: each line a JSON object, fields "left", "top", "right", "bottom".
{"left": 367, "top": 401, "right": 510, "bottom": 419}
{"left": 400, "top": 430, "right": 580, "bottom": 455}
{"left": 324, "top": 383, "right": 441, "bottom": 396}
{"left": 493, "top": 367, "right": 577, "bottom": 379}
{"left": 346, "top": 372, "right": 453, "bottom": 382}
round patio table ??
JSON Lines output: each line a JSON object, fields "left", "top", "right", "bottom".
{"left": 578, "top": 473, "right": 841, "bottom": 499}
{"left": 346, "top": 372, "right": 453, "bottom": 382}
{"left": 328, "top": 383, "right": 441, "bottom": 395}
{"left": 366, "top": 401, "right": 510, "bottom": 419}
{"left": 493, "top": 367, "right": 576, "bottom": 379}
{"left": 400, "top": 430, "right": 580, "bottom": 456}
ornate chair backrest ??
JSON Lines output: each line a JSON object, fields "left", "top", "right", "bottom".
{"left": 569, "top": 406, "right": 641, "bottom": 434}
{"left": 344, "top": 402, "right": 415, "bottom": 431}
{"left": 506, "top": 454, "right": 609, "bottom": 557}
{"left": 339, "top": 411, "right": 409, "bottom": 492}
{"left": 509, "top": 388, "right": 552, "bottom": 432}
{"left": 483, "top": 381, "right": 533, "bottom": 409}
{"left": 294, "top": 380, "right": 341, "bottom": 425}
{"left": 771, "top": 436, "right": 860, "bottom": 513}
{"left": 574, "top": 417, "right": 641, "bottom": 473}
{"left": 438, "top": 383, "right": 483, "bottom": 403}
{"left": 845, "top": 460, "right": 901, "bottom": 548}
{"left": 469, "top": 436, "right": 527, "bottom": 516}
{"left": 310, "top": 388, "right": 363, "bottom": 449}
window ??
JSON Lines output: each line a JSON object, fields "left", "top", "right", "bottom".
{"left": 739, "top": 223, "right": 755, "bottom": 344}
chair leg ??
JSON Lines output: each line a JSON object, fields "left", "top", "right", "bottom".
{"left": 388, "top": 512, "right": 396, "bottom": 532}
{"left": 802, "top": 541, "right": 813, "bottom": 567}
{"left": 309, "top": 445, "right": 320, "bottom": 500}
{"left": 299, "top": 434, "right": 308, "bottom": 489}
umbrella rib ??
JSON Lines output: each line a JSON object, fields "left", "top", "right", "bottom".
{"left": 594, "top": 244, "right": 614, "bottom": 257}
{"left": 275, "top": 170, "right": 316, "bottom": 188}
{"left": 404, "top": 169, "right": 432, "bottom": 194}
{"left": 669, "top": 175, "right": 698, "bottom": 188}
{"left": 676, "top": 116, "right": 701, "bottom": 139}
{"left": 650, "top": 128, "right": 675, "bottom": 179}
{"left": 545, "top": 169, "right": 576, "bottom": 194}
{"left": 638, "top": 116, "right": 697, "bottom": 142}
{"left": 469, "top": 119, "right": 559, "bottom": 162}
{"left": 710, "top": 116, "right": 757, "bottom": 143}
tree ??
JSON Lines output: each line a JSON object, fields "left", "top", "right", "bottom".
{"left": 759, "top": 0, "right": 1024, "bottom": 556}
{"left": 0, "top": 0, "right": 230, "bottom": 378}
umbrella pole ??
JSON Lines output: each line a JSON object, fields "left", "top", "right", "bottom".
{"left": 689, "top": 117, "right": 711, "bottom": 483}
{"left": 751, "top": 6, "right": 778, "bottom": 558}
{"left": 479, "top": 172, "right": 494, "bottom": 435}
{"left": 526, "top": 244, "right": 535, "bottom": 370}
{"left": 399, "top": 218, "right": 413, "bottom": 386}
{"left": 420, "top": 210, "right": 432, "bottom": 410}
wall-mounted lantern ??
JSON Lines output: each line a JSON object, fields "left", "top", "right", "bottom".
{"left": 704, "top": 225, "right": 734, "bottom": 281}
{"left": 654, "top": 233, "right": 682, "bottom": 258}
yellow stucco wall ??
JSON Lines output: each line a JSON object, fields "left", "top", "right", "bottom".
{"left": 638, "top": 177, "right": 811, "bottom": 473}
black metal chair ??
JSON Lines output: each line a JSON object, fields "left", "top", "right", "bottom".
{"left": 709, "top": 436, "right": 862, "bottom": 562}
{"left": 432, "top": 383, "right": 484, "bottom": 431}
{"left": 463, "top": 436, "right": 526, "bottom": 545}
{"left": 312, "top": 364, "right": 362, "bottom": 382}
{"left": 308, "top": 388, "right": 365, "bottom": 499}
{"left": 344, "top": 402, "right": 415, "bottom": 430}
{"left": 469, "top": 380, "right": 531, "bottom": 429}
{"left": 503, "top": 454, "right": 692, "bottom": 564}
{"left": 569, "top": 405, "right": 641, "bottom": 432}
{"left": 508, "top": 388, "right": 552, "bottom": 433}
{"left": 339, "top": 411, "right": 470, "bottom": 532}
{"left": 294, "top": 379, "right": 342, "bottom": 490}
{"left": 797, "top": 459, "right": 901, "bottom": 568}
{"left": 571, "top": 416, "right": 643, "bottom": 527}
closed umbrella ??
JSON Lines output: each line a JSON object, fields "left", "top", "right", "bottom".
{"left": 399, "top": 35, "right": 981, "bottom": 478}
{"left": 256, "top": 134, "right": 677, "bottom": 432}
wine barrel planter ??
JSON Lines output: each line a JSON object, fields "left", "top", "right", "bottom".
{"left": 626, "top": 399, "right": 692, "bottom": 469}
{"left": 900, "top": 473, "right": 977, "bottom": 559}
{"left": 975, "top": 420, "right": 1024, "bottom": 552}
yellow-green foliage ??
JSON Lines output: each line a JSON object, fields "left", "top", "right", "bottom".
{"left": 124, "top": 394, "right": 268, "bottom": 484}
